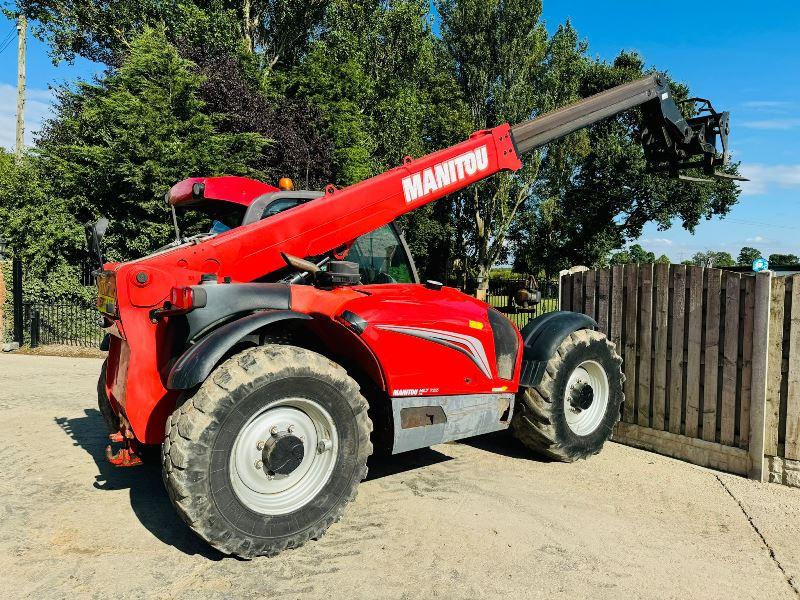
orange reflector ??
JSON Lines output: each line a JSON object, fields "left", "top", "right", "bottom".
{"left": 469, "top": 320, "right": 484, "bottom": 330}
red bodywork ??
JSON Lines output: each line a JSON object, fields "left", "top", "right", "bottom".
{"left": 100, "top": 125, "right": 525, "bottom": 445}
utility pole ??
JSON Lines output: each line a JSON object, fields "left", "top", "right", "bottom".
{"left": 15, "top": 13, "right": 26, "bottom": 162}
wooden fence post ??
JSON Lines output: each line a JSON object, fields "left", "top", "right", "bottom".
{"left": 623, "top": 265, "right": 639, "bottom": 423}
{"left": 786, "top": 274, "right": 800, "bottom": 460}
{"left": 748, "top": 271, "right": 771, "bottom": 481}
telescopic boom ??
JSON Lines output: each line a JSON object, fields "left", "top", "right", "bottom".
{"left": 149, "top": 72, "right": 741, "bottom": 283}
{"left": 509, "top": 73, "right": 741, "bottom": 181}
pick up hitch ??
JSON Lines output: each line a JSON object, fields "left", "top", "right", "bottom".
{"left": 106, "top": 432, "right": 143, "bottom": 467}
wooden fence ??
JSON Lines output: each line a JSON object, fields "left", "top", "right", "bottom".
{"left": 559, "top": 265, "right": 800, "bottom": 486}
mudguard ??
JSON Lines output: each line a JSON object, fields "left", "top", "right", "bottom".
{"left": 518, "top": 311, "right": 597, "bottom": 387}
{"left": 167, "top": 309, "right": 311, "bottom": 390}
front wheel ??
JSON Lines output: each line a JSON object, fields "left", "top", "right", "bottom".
{"left": 512, "top": 329, "right": 624, "bottom": 462}
{"left": 162, "top": 344, "right": 373, "bottom": 558}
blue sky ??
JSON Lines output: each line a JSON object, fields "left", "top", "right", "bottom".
{"left": 1, "top": 2, "right": 799, "bottom": 262}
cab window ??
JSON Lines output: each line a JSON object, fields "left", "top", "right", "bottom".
{"left": 262, "top": 198, "right": 302, "bottom": 219}
{"left": 347, "top": 225, "right": 415, "bottom": 284}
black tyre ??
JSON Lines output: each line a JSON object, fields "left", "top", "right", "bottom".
{"left": 97, "top": 359, "right": 118, "bottom": 433}
{"left": 512, "top": 329, "right": 624, "bottom": 462}
{"left": 162, "top": 344, "right": 373, "bottom": 558}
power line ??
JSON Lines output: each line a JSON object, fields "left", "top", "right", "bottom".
{"left": 0, "top": 28, "right": 16, "bottom": 55}
{"left": 0, "top": 28, "right": 15, "bottom": 54}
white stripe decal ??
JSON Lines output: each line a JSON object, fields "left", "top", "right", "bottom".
{"left": 376, "top": 325, "right": 493, "bottom": 379}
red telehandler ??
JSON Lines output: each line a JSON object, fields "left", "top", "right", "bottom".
{"left": 88, "top": 73, "right": 741, "bottom": 557}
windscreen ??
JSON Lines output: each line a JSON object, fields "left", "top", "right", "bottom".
{"left": 177, "top": 201, "right": 247, "bottom": 237}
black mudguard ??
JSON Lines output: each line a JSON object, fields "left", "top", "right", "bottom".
{"left": 167, "top": 309, "right": 311, "bottom": 390}
{"left": 518, "top": 310, "right": 597, "bottom": 387}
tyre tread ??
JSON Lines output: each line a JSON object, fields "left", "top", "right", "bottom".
{"left": 162, "top": 344, "right": 372, "bottom": 558}
{"left": 512, "top": 329, "right": 624, "bottom": 462}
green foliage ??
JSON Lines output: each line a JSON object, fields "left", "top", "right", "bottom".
{"left": 285, "top": 0, "right": 470, "bottom": 276}
{"left": 687, "top": 250, "right": 735, "bottom": 267}
{"left": 609, "top": 243, "right": 656, "bottom": 265}
{"left": 737, "top": 246, "right": 762, "bottom": 266}
{"left": 14, "top": 0, "right": 244, "bottom": 66}
{"left": 37, "top": 27, "right": 269, "bottom": 261}
{"left": 4, "top": 1, "right": 745, "bottom": 296}
{"left": 0, "top": 150, "right": 89, "bottom": 303}
{"left": 436, "top": 0, "right": 549, "bottom": 286}
{"left": 768, "top": 253, "right": 800, "bottom": 265}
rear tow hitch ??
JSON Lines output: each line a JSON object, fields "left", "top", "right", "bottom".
{"left": 106, "top": 432, "right": 143, "bottom": 467}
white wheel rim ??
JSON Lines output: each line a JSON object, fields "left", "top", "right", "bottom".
{"left": 229, "top": 397, "right": 338, "bottom": 515}
{"left": 564, "top": 360, "right": 609, "bottom": 436}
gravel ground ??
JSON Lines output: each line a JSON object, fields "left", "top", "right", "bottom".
{"left": 1, "top": 352, "right": 798, "bottom": 600}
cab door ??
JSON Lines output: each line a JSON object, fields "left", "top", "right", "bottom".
{"left": 345, "top": 224, "right": 420, "bottom": 285}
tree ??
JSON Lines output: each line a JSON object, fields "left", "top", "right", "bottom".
{"left": 737, "top": 246, "right": 762, "bottom": 266}
{"left": 35, "top": 27, "right": 270, "bottom": 261}
{"left": 286, "top": 0, "right": 470, "bottom": 278}
{"left": 655, "top": 254, "right": 671, "bottom": 264}
{"left": 688, "top": 251, "right": 735, "bottom": 267}
{"left": 13, "top": 0, "right": 244, "bottom": 66}
{"left": 0, "top": 150, "right": 88, "bottom": 303}
{"left": 769, "top": 253, "right": 800, "bottom": 265}
{"left": 178, "top": 43, "right": 333, "bottom": 188}
{"left": 609, "top": 243, "right": 655, "bottom": 264}
{"left": 436, "top": 0, "right": 553, "bottom": 294}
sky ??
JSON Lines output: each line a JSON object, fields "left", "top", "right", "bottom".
{"left": 1, "top": 1, "right": 799, "bottom": 263}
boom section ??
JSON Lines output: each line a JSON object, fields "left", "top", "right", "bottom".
{"left": 189, "top": 125, "right": 521, "bottom": 282}
{"left": 510, "top": 73, "right": 736, "bottom": 180}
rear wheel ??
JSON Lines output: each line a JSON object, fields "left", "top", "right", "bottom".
{"left": 162, "top": 344, "right": 372, "bottom": 558}
{"left": 512, "top": 329, "right": 623, "bottom": 462}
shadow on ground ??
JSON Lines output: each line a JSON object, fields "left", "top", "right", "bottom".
{"left": 365, "top": 446, "right": 453, "bottom": 481}
{"left": 460, "top": 429, "right": 554, "bottom": 462}
{"left": 53, "top": 409, "right": 545, "bottom": 558}
{"left": 54, "top": 409, "right": 224, "bottom": 560}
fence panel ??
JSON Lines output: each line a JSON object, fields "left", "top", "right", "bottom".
{"left": 19, "top": 301, "right": 103, "bottom": 348}
{"left": 668, "top": 265, "right": 686, "bottom": 435}
{"left": 721, "top": 272, "right": 741, "bottom": 446}
{"left": 622, "top": 265, "right": 638, "bottom": 423}
{"left": 652, "top": 263, "right": 670, "bottom": 431}
{"left": 703, "top": 268, "right": 722, "bottom": 442}
{"left": 686, "top": 267, "right": 704, "bottom": 437}
{"left": 740, "top": 276, "right": 755, "bottom": 449}
{"left": 765, "top": 277, "right": 785, "bottom": 456}
{"left": 637, "top": 264, "right": 653, "bottom": 427}
{"left": 561, "top": 264, "right": 765, "bottom": 479}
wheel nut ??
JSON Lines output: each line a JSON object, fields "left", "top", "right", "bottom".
{"left": 288, "top": 425, "right": 295, "bottom": 434}
{"left": 254, "top": 460, "right": 263, "bottom": 469}
{"left": 256, "top": 441, "right": 265, "bottom": 451}
{"left": 270, "top": 426, "right": 279, "bottom": 436}
{"left": 317, "top": 439, "right": 333, "bottom": 453}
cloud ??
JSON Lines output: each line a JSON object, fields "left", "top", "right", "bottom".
{"left": 742, "top": 100, "right": 792, "bottom": 110}
{"left": 640, "top": 237, "right": 673, "bottom": 247}
{"left": 0, "top": 84, "right": 54, "bottom": 150}
{"left": 738, "top": 164, "right": 800, "bottom": 195}
{"left": 741, "top": 118, "right": 800, "bottom": 130}
{"left": 746, "top": 235, "right": 768, "bottom": 243}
